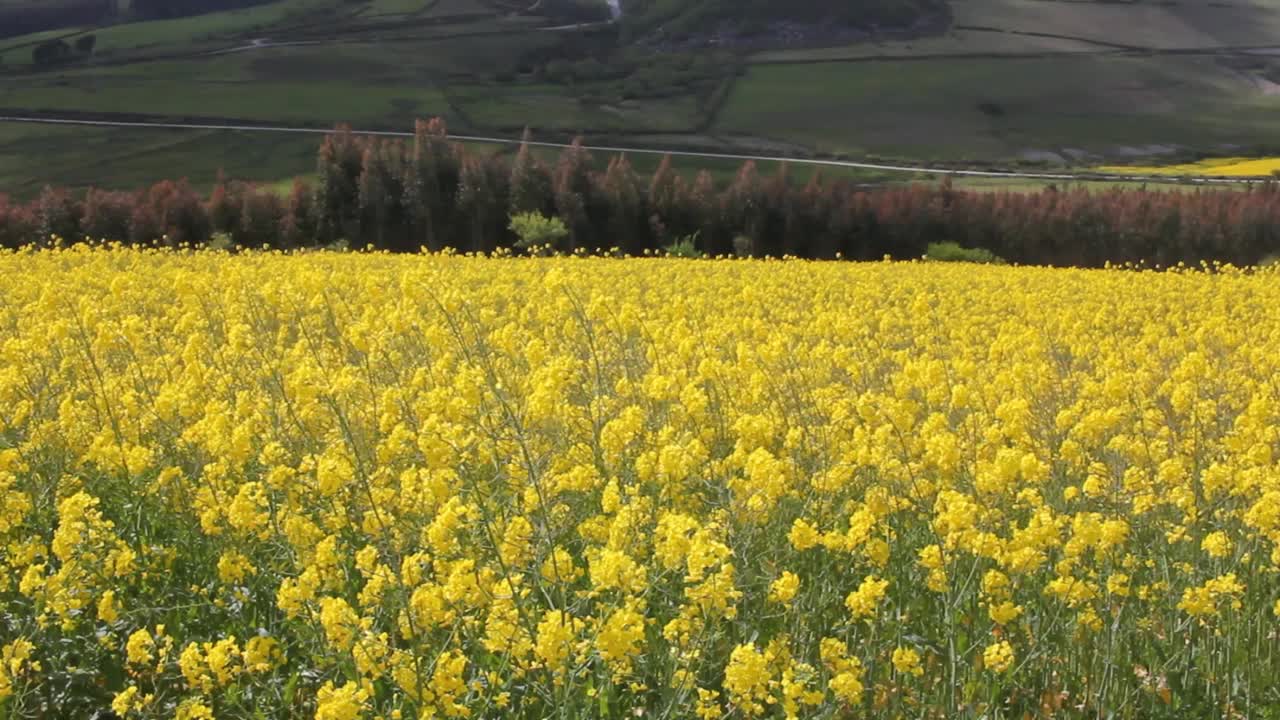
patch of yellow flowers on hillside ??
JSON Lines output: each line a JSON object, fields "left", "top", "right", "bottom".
{"left": 1097, "top": 156, "right": 1280, "bottom": 177}
{"left": 1, "top": 246, "right": 1279, "bottom": 718}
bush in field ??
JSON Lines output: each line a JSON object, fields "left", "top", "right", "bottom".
{"left": 925, "top": 241, "right": 1006, "bottom": 264}
{"left": 508, "top": 211, "right": 568, "bottom": 252}
{"left": 663, "top": 232, "right": 703, "bottom": 258}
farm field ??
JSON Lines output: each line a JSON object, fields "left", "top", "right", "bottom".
{"left": 1097, "top": 156, "right": 1280, "bottom": 178}
{"left": 7, "top": 0, "right": 1280, "bottom": 192}
{"left": 1, "top": 250, "right": 1279, "bottom": 718}
{"left": 0, "top": 122, "right": 319, "bottom": 197}
{"left": 715, "top": 55, "right": 1280, "bottom": 159}
{"left": 0, "top": 120, "right": 899, "bottom": 200}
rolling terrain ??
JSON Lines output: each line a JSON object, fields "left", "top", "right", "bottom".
{"left": 2, "top": 0, "right": 1280, "bottom": 195}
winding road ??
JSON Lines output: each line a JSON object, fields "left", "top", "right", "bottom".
{"left": 0, "top": 114, "right": 1266, "bottom": 185}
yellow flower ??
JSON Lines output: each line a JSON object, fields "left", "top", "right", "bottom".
{"left": 540, "top": 546, "right": 582, "bottom": 584}
{"left": 724, "top": 643, "right": 773, "bottom": 717}
{"left": 588, "top": 548, "right": 646, "bottom": 595}
{"left": 1201, "top": 531, "right": 1233, "bottom": 559}
{"left": 319, "top": 597, "right": 360, "bottom": 651}
{"left": 315, "top": 680, "right": 370, "bottom": 720}
{"left": 217, "top": 550, "right": 256, "bottom": 585}
{"left": 845, "top": 575, "right": 890, "bottom": 620}
{"left": 1178, "top": 573, "right": 1246, "bottom": 617}
{"left": 244, "top": 636, "right": 284, "bottom": 672}
{"left": 175, "top": 700, "right": 215, "bottom": 720}
{"left": 788, "top": 518, "right": 821, "bottom": 551}
{"left": 125, "top": 629, "right": 154, "bottom": 666}
{"left": 596, "top": 605, "right": 646, "bottom": 678}
{"left": 769, "top": 571, "right": 801, "bottom": 604}
{"left": 983, "top": 641, "right": 1015, "bottom": 673}
{"left": 892, "top": 647, "right": 923, "bottom": 677}
{"left": 97, "top": 589, "right": 120, "bottom": 624}
{"left": 988, "top": 601, "right": 1023, "bottom": 625}
{"left": 535, "top": 610, "right": 583, "bottom": 672}
{"left": 0, "top": 639, "right": 37, "bottom": 701}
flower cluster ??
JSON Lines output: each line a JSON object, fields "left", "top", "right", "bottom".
{"left": 0, "top": 247, "right": 1278, "bottom": 718}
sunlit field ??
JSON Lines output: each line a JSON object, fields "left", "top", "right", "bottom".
{"left": 1097, "top": 157, "right": 1280, "bottom": 178}
{"left": 2, "top": 248, "right": 1279, "bottom": 719}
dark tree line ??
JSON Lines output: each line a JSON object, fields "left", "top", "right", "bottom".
{"left": 0, "top": 0, "right": 113, "bottom": 40}
{"left": 4, "top": 118, "right": 1280, "bottom": 267}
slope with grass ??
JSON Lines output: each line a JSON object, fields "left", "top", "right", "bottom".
{"left": 5, "top": 0, "right": 1280, "bottom": 193}
{"left": 716, "top": 54, "right": 1280, "bottom": 160}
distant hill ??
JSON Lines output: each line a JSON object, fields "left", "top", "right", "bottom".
{"left": 0, "top": 0, "right": 281, "bottom": 39}
{"left": 622, "top": 0, "right": 948, "bottom": 44}
{"left": 4, "top": 0, "right": 1280, "bottom": 195}
{"left": 130, "top": 0, "right": 279, "bottom": 20}
{"left": 0, "top": 0, "right": 114, "bottom": 39}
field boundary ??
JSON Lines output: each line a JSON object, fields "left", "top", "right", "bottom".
{"left": 0, "top": 111, "right": 1269, "bottom": 184}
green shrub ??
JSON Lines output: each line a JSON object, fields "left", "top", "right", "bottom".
{"left": 663, "top": 233, "right": 703, "bottom": 259}
{"left": 509, "top": 212, "right": 568, "bottom": 254}
{"left": 206, "top": 231, "right": 235, "bottom": 251}
{"left": 925, "top": 241, "right": 1006, "bottom": 265}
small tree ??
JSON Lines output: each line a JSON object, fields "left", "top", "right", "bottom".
{"left": 509, "top": 128, "right": 553, "bottom": 217}
{"left": 32, "top": 39, "right": 71, "bottom": 66}
{"left": 75, "top": 34, "right": 97, "bottom": 57}
{"left": 81, "top": 188, "right": 134, "bottom": 242}
{"left": 35, "top": 185, "right": 82, "bottom": 244}
{"left": 282, "top": 179, "right": 317, "bottom": 249}
{"left": 508, "top": 212, "right": 567, "bottom": 254}
{"left": 553, "top": 137, "right": 593, "bottom": 251}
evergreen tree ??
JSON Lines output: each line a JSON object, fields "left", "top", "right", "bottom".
{"left": 602, "top": 154, "right": 644, "bottom": 255}
{"left": 282, "top": 179, "right": 317, "bottom": 249}
{"left": 458, "top": 153, "right": 498, "bottom": 254}
{"left": 553, "top": 137, "right": 594, "bottom": 252}
{"left": 315, "top": 126, "right": 365, "bottom": 245}
{"left": 508, "top": 128, "right": 553, "bottom": 218}
{"left": 725, "top": 161, "right": 765, "bottom": 257}
{"left": 358, "top": 140, "right": 408, "bottom": 250}
{"left": 405, "top": 118, "right": 460, "bottom": 251}
{"left": 647, "top": 154, "right": 681, "bottom": 246}
{"left": 688, "top": 170, "right": 725, "bottom": 256}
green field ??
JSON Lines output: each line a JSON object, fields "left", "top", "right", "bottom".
{"left": 716, "top": 55, "right": 1280, "bottom": 159}
{"left": 0, "top": 122, "right": 318, "bottom": 196}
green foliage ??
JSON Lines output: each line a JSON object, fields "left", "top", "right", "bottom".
{"left": 508, "top": 212, "right": 568, "bottom": 252}
{"left": 925, "top": 241, "right": 1006, "bottom": 265}
{"left": 663, "top": 232, "right": 703, "bottom": 258}
{"left": 206, "top": 231, "right": 234, "bottom": 250}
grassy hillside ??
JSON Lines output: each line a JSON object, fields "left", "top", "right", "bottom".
{"left": 620, "top": 0, "right": 947, "bottom": 40}
{"left": 4, "top": 0, "right": 1280, "bottom": 193}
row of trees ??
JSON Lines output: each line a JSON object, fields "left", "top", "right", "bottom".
{"left": 4, "top": 118, "right": 1280, "bottom": 267}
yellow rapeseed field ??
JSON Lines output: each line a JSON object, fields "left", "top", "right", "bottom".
{"left": 1, "top": 247, "right": 1279, "bottom": 719}
{"left": 1097, "top": 157, "right": 1280, "bottom": 178}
